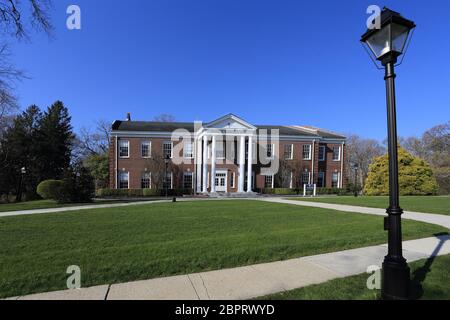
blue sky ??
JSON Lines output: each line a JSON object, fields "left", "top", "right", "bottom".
{"left": 9, "top": 0, "right": 450, "bottom": 140}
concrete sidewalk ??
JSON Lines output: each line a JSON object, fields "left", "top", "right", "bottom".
{"left": 258, "top": 198, "right": 450, "bottom": 229}
{"left": 0, "top": 200, "right": 170, "bottom": 218}
{"left": 8, "top": 234, "right": 450, "bottom": 300}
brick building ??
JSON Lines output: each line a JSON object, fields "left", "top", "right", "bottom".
{"left": 109, "top": 114, "right": 346, "bottom": 194}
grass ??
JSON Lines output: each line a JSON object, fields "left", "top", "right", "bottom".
{"left": 261, "top": 253, "right": 450, "bottom": 300}
{"left": 0, "top": 200, "right": 446, "bottom": 298}
{"left": 291, "top": 196, "right": 450, "bottom": 215}
{"left": 0, "top": 199, "right": 152, "bottom": 213}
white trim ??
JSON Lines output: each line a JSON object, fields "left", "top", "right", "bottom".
{"left": 332, "top": 146, "right": 341, "bottom": 161}
{"left": 163, "top": 141, "right": 174, "bottom": 159}
{"left": 205, "top": 113, "right": 257, "bottom": 130}
{"left": 118, "top": 140, "right": 130, "bottom": 159}
{"left": 284, "top": 144, "right": 294, "bottom": 160}
{"left": 141, "top": 140, "right": 152, "bottom": 158}
{"left": 302, "top": 144, "right": 312, "bottom": 160}
{"left": 230, "top": 172, "right": 236, "bottom": 189}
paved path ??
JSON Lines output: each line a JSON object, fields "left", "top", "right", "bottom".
{"left": 7, "top": 234, "right": 449, "bottom": 300}
{"left": 0, "top": 200, "right": 170, "bottom": 218}
{"left": 258, "top": 198, "right": 450, "bottom": 229}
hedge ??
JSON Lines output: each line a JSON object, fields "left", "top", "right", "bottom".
{"left": 37, "top": 180, "right": 64, "bottom": 200}
{"left": 96, "top": 188, "right": 194, "bottom": 198}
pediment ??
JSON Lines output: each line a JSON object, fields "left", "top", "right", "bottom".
{"left": 205, "top": 114, "right": 256, "bottom": 130}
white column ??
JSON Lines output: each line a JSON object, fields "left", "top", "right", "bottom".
{"left": 202, "top": 135, "right": 208, "bottom": 193}
{"left": 246, "top": 136, "right": 253, "bottom": 192}
{"left": 340, "top": 142, "right": 345, "bottom": 189}
{"left": 238, "top": 135, "right": 245, "bottom": 193}
{"left": 196, "top": 137, "right": 202, "bottom": 193}
{"left": 211, "top": 135, "right": 217, "bottom": 193}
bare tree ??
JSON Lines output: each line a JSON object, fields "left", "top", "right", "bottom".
{"left": 345, "top": 134, "right": 385, "bottom": 190}
{"left": 0, "top": 1, "right": 53, "bottom": 131}
{"left": 76, "top": 120, "right": 111, "bottom": 156}
{"left": 153, "top": 114, "right": 176, "bottom": 122}
{"left": 0, "top": 0, "right": 53, "bottom": 39}
{"left": 145, "top": 149, "right": 167, "bottom": 190}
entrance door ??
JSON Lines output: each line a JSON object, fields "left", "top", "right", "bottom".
{"left": 215, "top": 172, "right": 227, "bottom": 192}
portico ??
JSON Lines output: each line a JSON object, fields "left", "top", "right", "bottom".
{"left": 195, "top": 114, "right": 257, "bottom": 194}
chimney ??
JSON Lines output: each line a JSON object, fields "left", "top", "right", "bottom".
{"left": 126, "top": 113, "right": 131, "bottom": 121}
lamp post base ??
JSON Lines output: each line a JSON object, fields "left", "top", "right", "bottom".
{"left": 382, "top": 258, "right": 410, "bottom": 300}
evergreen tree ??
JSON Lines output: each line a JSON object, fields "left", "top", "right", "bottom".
{"left": 364, "top": 148, "right": 438, "bottom": 196}
{"left": 0, "top": 105, "right": 42, "bottom": 199}
{"left": 35, "top": 101, "right": 74, "bottom": 180}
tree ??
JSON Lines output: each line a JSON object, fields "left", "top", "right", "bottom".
{"left": 364, "top": 148, "right": 438, "bottom": 196}
{"left": 84, "top": 153, "right": 109, "bottom": 189}
{"left": 153, "top": 114, "right": 176, "bottom": 122}
{"left": 58, "top": 161, "right": 94, "bottom": 203}
{"left": 0, "top": 1, "right": 53, "bottom": 125}
{"left": 402, "top": 121, "right": 450, "bottom": 194}
{"left": 345, "top": 134, "right": 385, "bottom": 191}
{"left": 0, "top": 105, "right": 42, "bottom": 199}
{"left": 0, "top": 0, "right": 53, "bottom": 39}
{"left": 76, "top": 119, "right": 111, "bottom": 158}
{"left": 35, "top": 101, "right": 74, "bottom": 180}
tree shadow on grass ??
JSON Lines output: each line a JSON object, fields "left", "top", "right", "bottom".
{"left": 409, "top": 232, "right": 449, "bottom": 300}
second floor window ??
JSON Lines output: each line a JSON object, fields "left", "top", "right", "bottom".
{"left": 333, "top": 147, "right": 341, "bottom": 161}
{"left": 141, "top": 141, "right": 151, "bottom": 158}
{"left": 284, "top": 144, "right": 293, "bottom": 160}
{"left": 163, "top": 142, "right": 173, "bottom": 159}
{"left": 184, "top": 142, "right": 193, "bottom": 159}
{"left": 302, "top": 145, "right": 311, "bottom": 160}
{"left": 319, "top": 146, "right": 326, "bottom": 161}
{"left": 119, "top": 140, "right": 129, "bottom": 158}
{"left": 267, "top": 144, "right": 275, "bottom": 159}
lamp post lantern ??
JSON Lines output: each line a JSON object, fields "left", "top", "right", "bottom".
{"left": 361, "top": 7, "right": 416, "bottom": 300}
{"left": 164, "top": 154, "right": 170, "bottom": 198}
{"left": 17, "top": 167, "right": 27, "bottom": 202}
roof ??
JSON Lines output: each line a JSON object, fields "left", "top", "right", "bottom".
{"left": 112, "top": 119, "right": 346, "bottom": 140}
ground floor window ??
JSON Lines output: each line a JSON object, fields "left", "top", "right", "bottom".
{"left": 332, "top": 172, "right": 339, "bottom": 188}
{"left": 141, "top": 172, "right": 151, "bottom": 189}
{"left": 302, "top": 171, "right": 310, "bottom": 185}
{"left": 119, "top": 171, "right": 129, "bottom": 189}
{"left": 163, "top": 172, "right": 173, "bottom": 189}
{"left": 318, "top": 172, "right": 325, "bottom": 188}
{"left": 230, "top": 172, "right": 235, "bottom": 188}
{"left": 265, "top": 175, "right": 274, "bottom": 188}
{"left": 183, "top": 172, "right": 193, "bottom": 189}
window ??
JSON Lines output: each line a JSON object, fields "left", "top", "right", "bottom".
{"left": 215, "top": 142, "right": 225, "bottom": 159}
{"left": 230, "top": 172, "right": 235, "bottom": 188}
{"left": 319, "top": 146, "right": 326, "bottom": 161}
{"left": 184, "top": 142, "right": 193, "bottom": 159}
{"left": 183, "top": 172, "right": 193, "bottom": 189}
{"left": 318, "top": 172, "right": 325, "bottom": 187}
{"left": 332, "top": 172, "right": 339, "bottom": 188}
{"left": 284, "top": 144, "right": 293, "bottom": 160}
{"left": 302, "top": 171, "right": 310, "bottom": 185}
{"left": 141, "top": 141, "right": 151, "bottom": 158}
{"left": 163, "top": 142, "right": 173, "bottom": 159}
{"left": 119, "top": 171, "right": 129, "bottom": 189}
{"left": 163, "top": 172, "right": 173, "bottom": 189}
{"left": 302, "top": 145, "right": 311, "bottom": 160}
{"left": 141, "top": 172, "right": 151, "bottom": 189}
{"left": 333, "top": 147, "right": 341, "bottom": 161}
{"left": 267, "top": 144, "right": 275, "bottom": 159}
{"left": 119, "top": 140, "right": 129, "bottom": 158}
{"left": 265, "top": 175, "right": 274, "bottom": 188}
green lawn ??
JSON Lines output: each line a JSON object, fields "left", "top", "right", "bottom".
{"left": 0, "top": 200, "right": 446, "bottom": 298}
{"left": 0, "top": 199, "right": 151, "bottom": 213}
{"left": 292, "top": 196, "right": 450, "bottom": 215}
{"left": 262, "top": 253, "right": 450, "bottom": 300}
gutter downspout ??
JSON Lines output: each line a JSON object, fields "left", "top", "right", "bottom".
{"left": 311, "top": 140, "right": 315, "bottom": 184}
{"left": 115, "top": 136, "right": 118, "bottom": 189}
{"left": 340, "top": 142, "right": 345, "bottom": 189}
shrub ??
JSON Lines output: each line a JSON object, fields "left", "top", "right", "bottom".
{"left": 36, "top": 180, "right": 64, "bottom": 200}
{"left": 364, "top": 148, "right": 439, "bottom": 196}
{"left": 57, "top": 163, "right": 95, "bottom": 203}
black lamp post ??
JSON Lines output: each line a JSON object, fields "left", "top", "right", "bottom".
{"left": 164, "top": 154, "right": 170, "bottom": 198}
{"left": 16, "top": 167, "right": 26, "bottom": 202}
{"left": 361, "top": 7, "right": 416, "bottom": 300}
{"left": 351, "top": 163, "right": 359, "bottom": 197}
